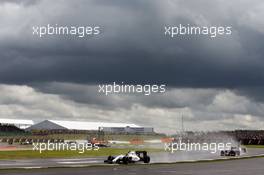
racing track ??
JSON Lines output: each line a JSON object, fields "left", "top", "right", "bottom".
{"left": 0, "top": 148, "right": 263, "bottom": 169}
{"left": 1, "top": 157, "right": 264, "bottom": 175}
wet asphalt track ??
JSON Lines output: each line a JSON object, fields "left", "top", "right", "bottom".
{"left": 0, "top": 148, "right": 263, "bottom": 169}
{"left": 1, "top": 157, "right": 264, "bottom": 175}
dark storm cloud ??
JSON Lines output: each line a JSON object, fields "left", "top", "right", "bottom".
{"left": 0, "top": 0, "right": 264, "bottom": 89}
{"left": 35, "top": 82, "right": 264, "bottom": 120}
{"left": 235, "top": 87, "right": 264, "bottom": 103}
{"left": 1, "top": 0, "right": 264, "bottom": 133}
{"left": 0, "top": 0, "right": 38, "bottom": 6}
{"left": 5, "top": 82, "right": 262, "bottom": 132}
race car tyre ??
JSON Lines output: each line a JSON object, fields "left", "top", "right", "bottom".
{"left": 220, "top": 151, "right": 225, "bottom": 156}
{"left": 107, "top": 156, "right": 113, "bottom": 161}
{"left": 116, "top": 159, "right": 121, "bottom": 164}
{"left": 122, "top": 157, "right": 128, "bottom": 164}
{"left": 229, "top": 151, "right": 236, "bottom": 156}
{"left": 104, "top": 156, "right": 114, "bottom": 163}
{"left": 143, "top": 156, "right": 150, "bottom": 163}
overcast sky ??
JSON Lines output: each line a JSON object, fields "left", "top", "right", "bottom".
{"left": 0, "top": 0, "right": 264, "bottom": 133}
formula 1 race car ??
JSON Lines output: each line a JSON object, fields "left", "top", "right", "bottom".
{"left": 220, "top": 146, "right": 246, "bottom": 156}
{"left": 104, "top": 150, "right": 150, "bottom": 164}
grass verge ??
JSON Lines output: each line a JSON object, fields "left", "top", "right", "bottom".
{"left": 244, "top": 145, "right": 264, "bottom": 148}
{"left": 0, "top": 147, "right": 161, "bottom": 160}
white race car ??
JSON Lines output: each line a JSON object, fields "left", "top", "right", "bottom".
{"left": 104, "top": 150, "right": 150, "bottom": 164}
{"left": 220, "top": 146, "right": 247, "bottom": 156}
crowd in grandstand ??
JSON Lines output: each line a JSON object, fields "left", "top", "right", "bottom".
{"left": 174, "top": 130, "right": 264, "bottom": 145}
{"left": 1, "top": 123, "right": 264, "bottom": 145}
{"left": 0, "top": 124, "right": 24, "bottom": 133}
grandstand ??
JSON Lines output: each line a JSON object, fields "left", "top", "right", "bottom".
{"left": 0, "top": 118, "right": 34, "bottom": 129}
{"left": 26, "top": 120, "right": 154, "bottom": 134}
{"left": 0, "top": 124, "right": 24, "bottom": 133}
{"left": 174, "top": 130, "right": 264, "bottom": 145}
